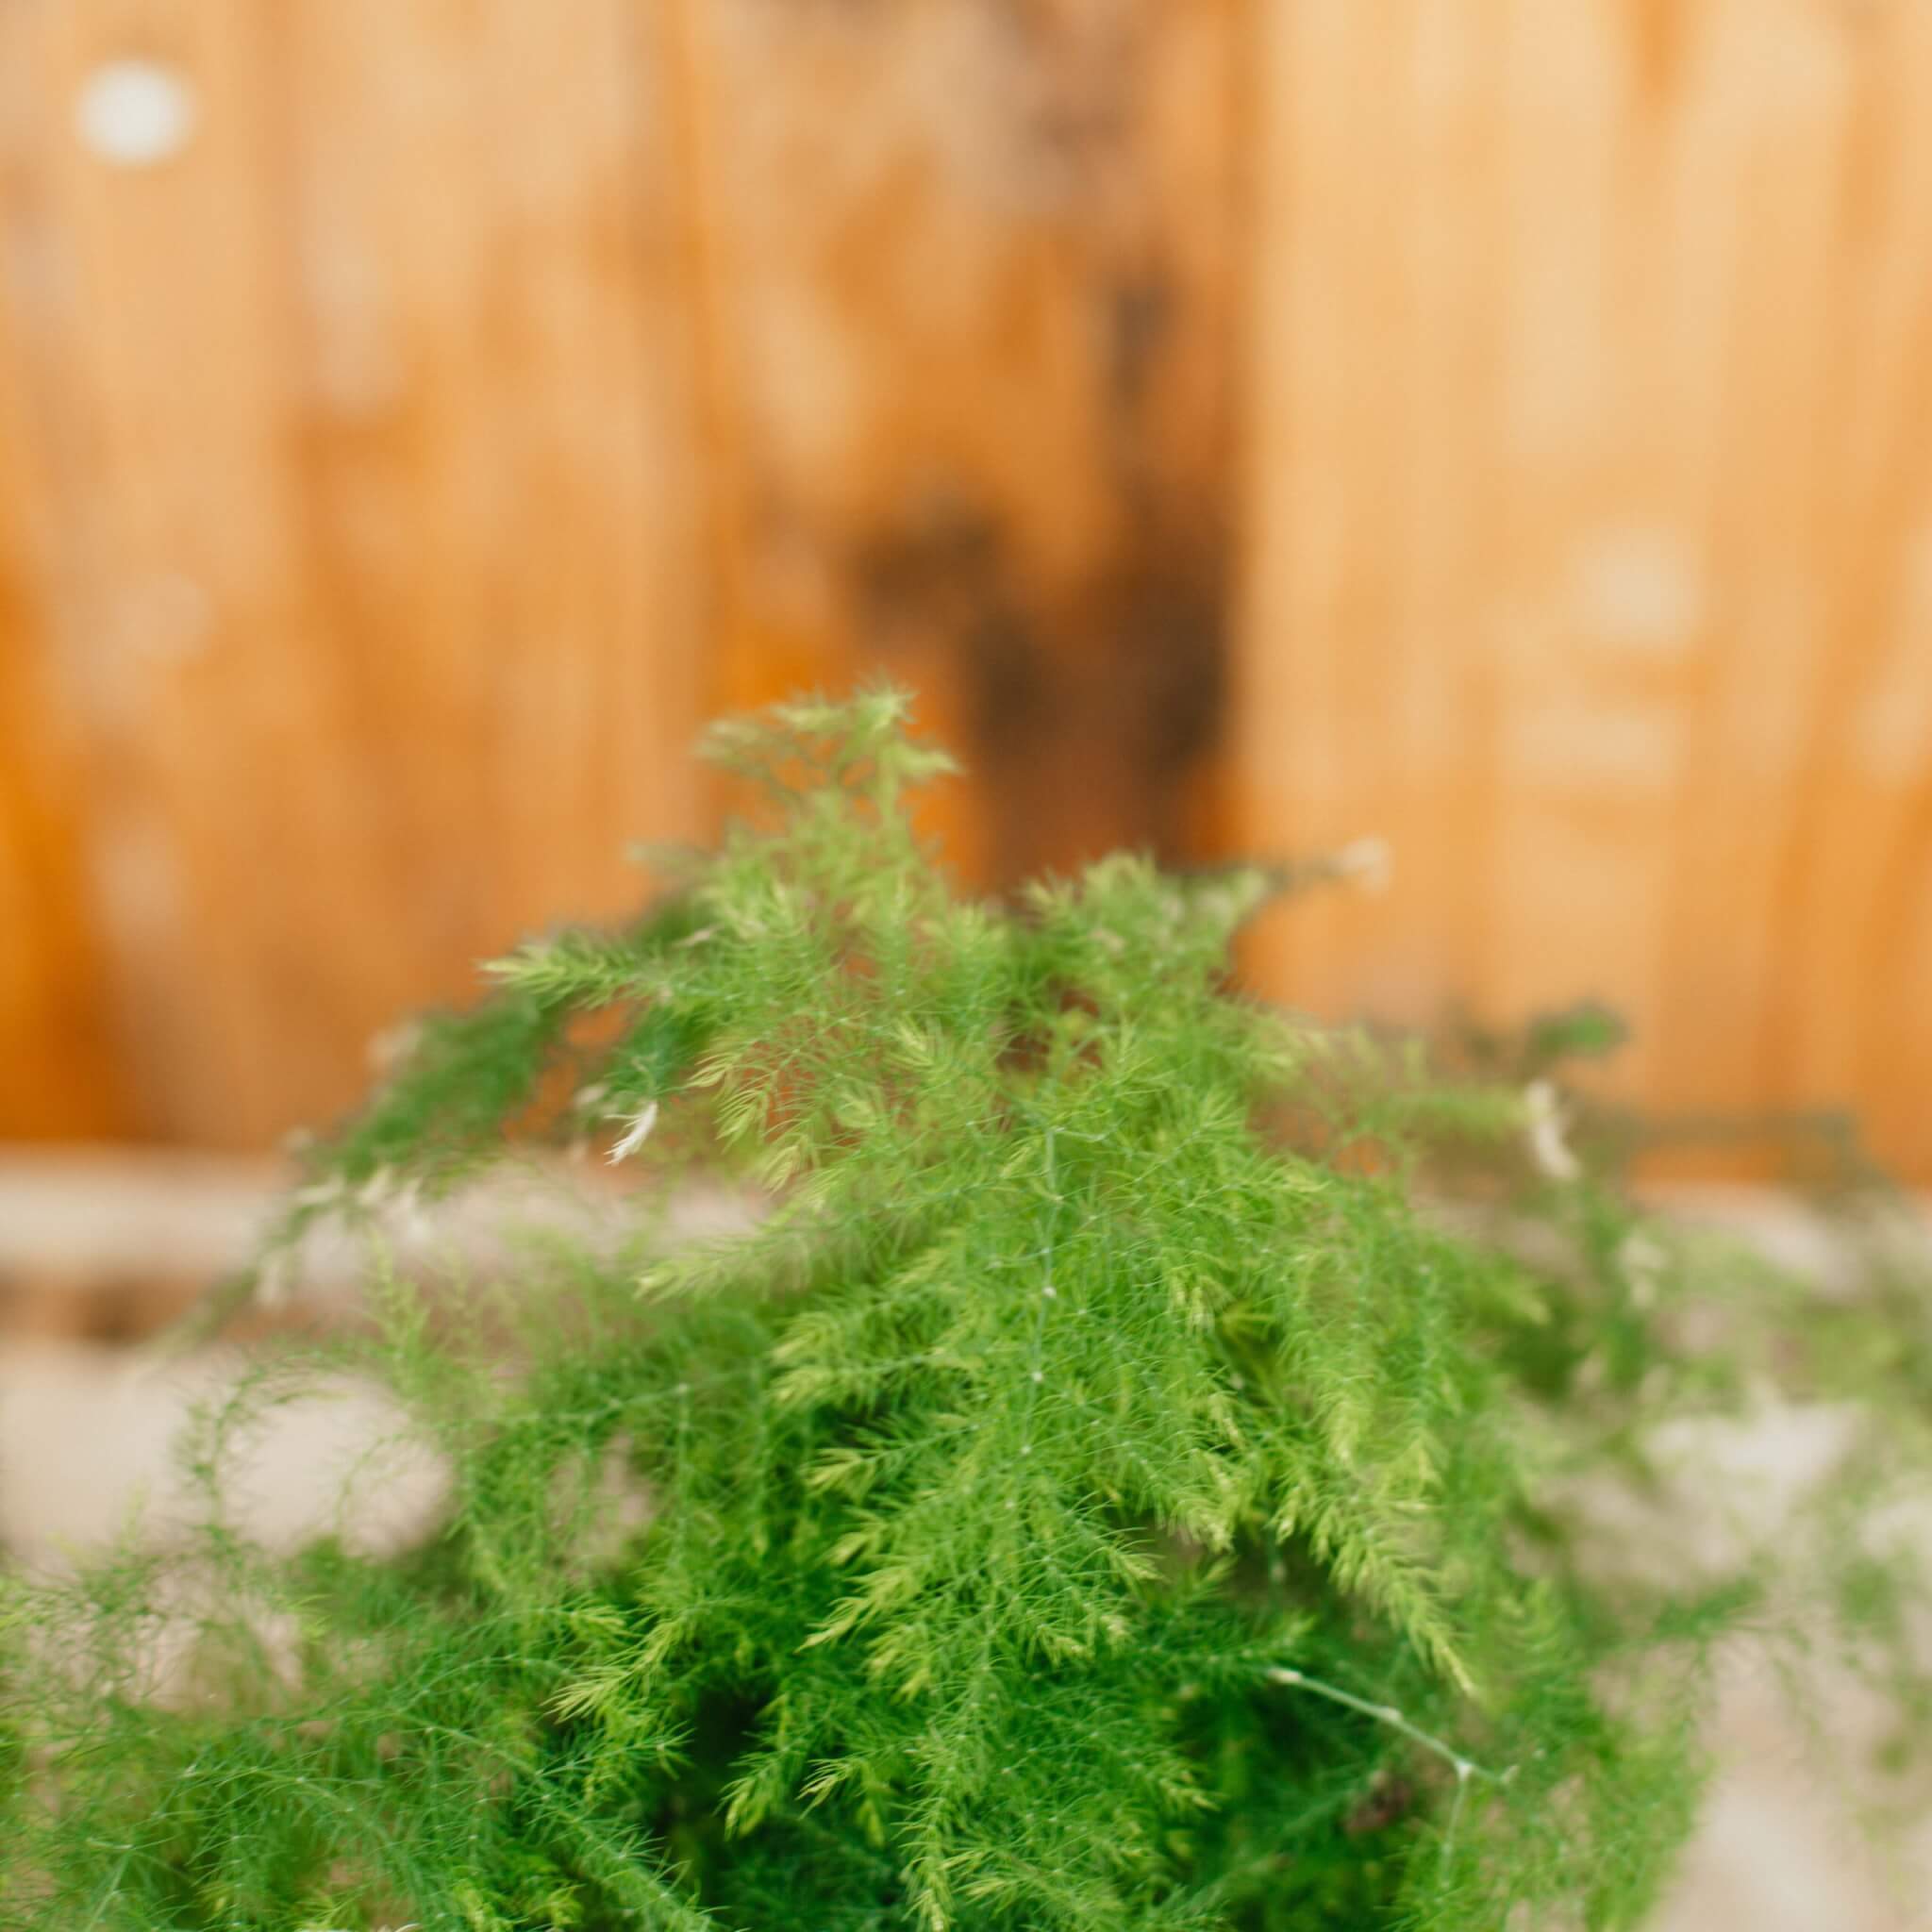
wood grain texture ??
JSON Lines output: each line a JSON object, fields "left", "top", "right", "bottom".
{"left": 0, "top": 279, "right": 132, "bottom": 1138}
{"left": 1236, "top": 0, "right": 1932, "bottom": 1176}
{"left": 0, "top": 0, "right": 1240, "bottom": 1145}
{"left": 0, "top": 0, "right": 708, "bottom": 1145}
{"left": 673, "top": 0, "right": 1240, "bottom": 883}
{"left": 5, "top": 0, "right": 1932, "bottom": 1175}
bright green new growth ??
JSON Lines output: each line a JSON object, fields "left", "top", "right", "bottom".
{"left": 4, "top": 691, "right": 1927, "bottom": 1930}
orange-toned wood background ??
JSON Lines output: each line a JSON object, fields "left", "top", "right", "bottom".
{"left": 3, "top": 0, "right": 1931, "bottom": 1175}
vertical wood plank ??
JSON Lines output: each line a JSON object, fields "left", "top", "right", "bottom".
{"left": 1644, "top": 0, "right": 1856, "bottom": 1122}
{"left": 3, "top": 0, "right": 369, "bottom": 1142}
{"left": 1481, "top": 0, "right": 1665, "bottom": 1083}
{"left": 1, "top": 0, "right": 705, "bottom": 1145}
{"left": 277, "top": 0, "right": 709, "bottom": 982}
{"left": 1761, "top": 0, "right": 1932, "bottom": 1175}
{"left": 1237, "top": 0, "right": 1932, "bottom": 1178}
{"left": 671, "top": 0, "right": 1242, "bottom": 886}
{"left": 0, "top": 266, "right": 131, "bottom": 1137}
{"left": 1238, "top": 0, "right": 1517, "bottom": 1022}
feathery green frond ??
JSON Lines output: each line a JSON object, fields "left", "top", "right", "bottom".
{"left": 4, "top": 691, "right": 1927, "bottom": 1931}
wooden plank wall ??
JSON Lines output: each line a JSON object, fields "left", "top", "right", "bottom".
{"left": 0, "top": 0, "right": 1238, "bottom": 1145}
{"left": 4, "top": 0, "right": 1932, "bottom": 1177}
{"left": 1238, "top": 0, "right": 1932, "bottom": 1177}
{"left": 677, "top": 0, "right": 1239, "bottom": 881}
{"left": 0, "top": 0, "right": 715, "bottom": 1143}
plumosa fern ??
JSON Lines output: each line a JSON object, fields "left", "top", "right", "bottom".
{"left": 3, "top": 690, "right": 1927, "bottom": 1931}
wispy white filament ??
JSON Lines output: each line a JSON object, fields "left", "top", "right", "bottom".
{"left": 1524, "top": 1078, "right": 1581, "bottom": 1182}
{"left": 607, "top": 1101, "right": 660, "bottom": 1164}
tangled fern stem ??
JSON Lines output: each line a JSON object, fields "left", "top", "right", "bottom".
{"left": 3, "top": 687, "right": 1927, "bottom": 1932}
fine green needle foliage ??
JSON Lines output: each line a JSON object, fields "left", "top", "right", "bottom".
{"left": 4, "top": 690, "right": 1928, "bottom": 1932}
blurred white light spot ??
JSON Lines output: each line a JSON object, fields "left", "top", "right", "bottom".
{"left": 75, "top": 59, "right": 197, "bottom": 168}
{"left": 1849, "top": 521, "right": 1932, "bottom": 784}
{"left": 122, "top": 572, "right": 213, "bottom": 663}
{"left": 1330, "top": 836, "right": 1393, "bottom": 896}
{"left": 1573, "top": 527, "right": 1702, "bottom": 652}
